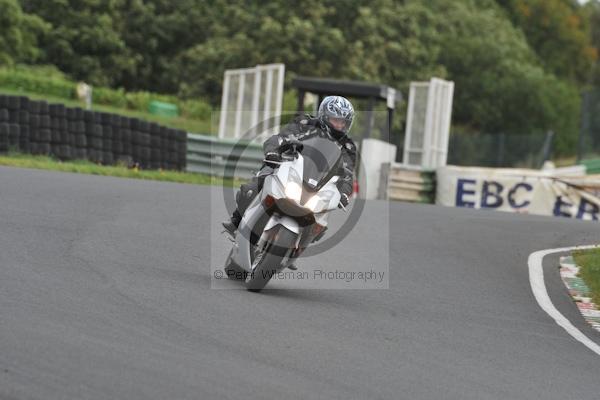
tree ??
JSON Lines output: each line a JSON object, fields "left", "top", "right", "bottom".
{"left": 497, "top": 0, "right": 598, "bottom": 85}
{"left": 15, "top": 0, "right": 593, "bottom": 155}
{"left": 111, "top": 0, "right": 214, "bottom": 93}
{"left": 426, "top": 0, "right": 580, "bottom": 154}
{"left": 174, "top": 0, "right": 447, "bottom": 102}
{"left": 20, "top": 0, "right": 136, "bottom": 86}
{"left": 581, "top": 0, "right": 600, "bottom": 85}
{"left": 0, "top": 0, "right": 46, "bottom": 66}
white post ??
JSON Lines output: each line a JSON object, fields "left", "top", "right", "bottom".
{"left": 431, "top": 80, "right": 443, "bottom": 166}
{"left": 440, "top": 81, "right": 454, "bottom": 166}
{"left": 263, "top": 68, "right": 273, "bottom": 133}
{"left": 403, "top": 84, "right": 416, "bottom": 165}
{"left": 218, "top": 73, "right": 231, "bottom": 139}
{"left": 251, "top": 66, "right": 262, "bottom": 137}
{"left": 274, "top": 64, "right": 285, "bottom": 133}
{"left": 86, "top": 86, "right": 92, "bottom": 110}
{"left": 422, "top": 79, "right": 437, "bottom": 168}
{"left": 234, "top": 73, "right": 245, "bottom": 138}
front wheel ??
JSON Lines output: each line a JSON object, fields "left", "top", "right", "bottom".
{"left": 224, "top": 247, "right": 247, "bottom": 281}
{"left": 246, "top": 226, "right": 297, "bottom": 292}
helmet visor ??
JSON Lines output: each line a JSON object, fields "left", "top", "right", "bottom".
{"left": 324, "top": 115, "right": 353, "bottom": 134}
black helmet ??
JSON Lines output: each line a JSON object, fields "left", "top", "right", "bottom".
{"left": 318, "top": 96, "right": 354, "bottom": 138}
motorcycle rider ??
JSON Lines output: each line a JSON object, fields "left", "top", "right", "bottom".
{"left": 222, "top": 95, "right": 357, "bottom": 235}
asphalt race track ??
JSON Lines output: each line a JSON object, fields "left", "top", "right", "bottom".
{"left": 1, "top": 166, "right": 599, "bottom": 400}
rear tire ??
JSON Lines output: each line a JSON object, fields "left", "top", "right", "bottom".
{"left": 246, "top": 226, "right": 297, "bottom": 292}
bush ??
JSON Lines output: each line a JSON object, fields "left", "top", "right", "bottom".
{"left": 180, "top": 99, "right": 211, "bottom": 120}
{"left": 0, "top": 65, "right": 211, "bottom": 120}
{"left": 0, "top": 68, "right": 74, "bottom": 99}
{"left": 93, "top": 87, "right": 127, "bottom": 108}
{"left": 125, "top": 91, "right": 153, "bottom": 111}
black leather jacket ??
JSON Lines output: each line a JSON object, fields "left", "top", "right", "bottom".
{"left": 263, "top": 115, "right": 357, "bottom": 197}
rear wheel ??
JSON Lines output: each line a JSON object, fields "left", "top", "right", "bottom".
{"left": 246, "top": 226, "right": 297, "bottom": 292}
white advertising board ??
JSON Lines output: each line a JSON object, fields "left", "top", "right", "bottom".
{"left": 437, "top": 166, "right": 600, "bottom": 221}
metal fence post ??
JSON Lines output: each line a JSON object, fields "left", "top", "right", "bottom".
{"left": 578, "top": 91, "right": 591, "bottom": 163}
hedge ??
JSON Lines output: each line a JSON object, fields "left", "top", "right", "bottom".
{"left": 0, "top": 66, "right": 211, "bottom": 120}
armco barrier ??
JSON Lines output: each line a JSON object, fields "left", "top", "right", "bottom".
{"left": 0, "top": 94, "right": 186, "bottom": 171}
{"left": 186, "top": 133, "right": 263, "bottom": 179}
{"left": 379, "top": 162, "right": 436, "bottom": 203}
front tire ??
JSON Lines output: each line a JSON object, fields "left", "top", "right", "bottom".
{"left": 246, "top": 226, "right": 297, "bottom": 292}
{"left": 224, "top": 248, "right": 246, "bottom": 281}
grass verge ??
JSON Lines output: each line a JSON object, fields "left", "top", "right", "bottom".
{"left": 573, "top": 247, "right": 600, "bottom": 305}
{"left": 0, "top": 152, "right": 240, "bottom": 187}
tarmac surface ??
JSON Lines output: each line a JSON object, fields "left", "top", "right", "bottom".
{"left": 1, "top": 166, "right": 599, "bottom": 399}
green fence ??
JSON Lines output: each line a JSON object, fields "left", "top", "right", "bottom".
{"left": 579, "top": 89, "right": 600, "bottom": 162}
{"left": 447, "top": 131, "right": 553, "bottom": 168}
{"left": 582, "top": 158, "right": 600, "bottom": 174}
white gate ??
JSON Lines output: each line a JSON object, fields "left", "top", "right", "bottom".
{"left": 403, "top": 78, "right": 454, "bottom": 169}
{"left": 218, "top": 63, "right": 285, "bottom": 140}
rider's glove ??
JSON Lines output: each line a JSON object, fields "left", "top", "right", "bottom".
{"left": 338, "top": 193, "right": 350, "bottom": 208}
{"left": 279, "top": 137, "right": 303, "bottom": 154}
{"left": 265, "top": 151, "right": 282, "bottom": 165}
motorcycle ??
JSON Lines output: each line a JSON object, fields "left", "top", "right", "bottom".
{"left": 223, "top": 134, "right": 346, "bottom": 291}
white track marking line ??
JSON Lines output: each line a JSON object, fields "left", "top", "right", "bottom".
{"left": 528, "top": 245, "right": 600, "bottom": 356}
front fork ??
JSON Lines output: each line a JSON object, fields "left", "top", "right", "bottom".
{"left": 253, "top": 216, "right": 302, "bottom": 271}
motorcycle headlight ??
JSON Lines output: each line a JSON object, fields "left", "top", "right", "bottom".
{"left": 285, "top": 182, "right": 302, "bottom": 202}
{"left": 284, "top": 169, "right": 302, "bottom": 202}
{"left": 304, "top": 190, "right": 335, "bottom": 212}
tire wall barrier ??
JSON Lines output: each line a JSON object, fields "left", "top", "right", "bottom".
{"left": 0, "top": 94, "right": 187, "bottom": 171}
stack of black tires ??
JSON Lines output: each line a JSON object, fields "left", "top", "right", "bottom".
{"left": 0, "top": 94, "right": 187, "bottom": 171}
{"left": 0, "top": 95, "right": 32, "bottom": 154}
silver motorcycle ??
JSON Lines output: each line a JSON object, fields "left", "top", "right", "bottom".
{"left": 223, "top": 135, "right": 346, "bottom": 291}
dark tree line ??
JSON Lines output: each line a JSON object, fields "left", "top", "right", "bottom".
{"left": 1, "top": 0, "right": 599, "bottom": 154}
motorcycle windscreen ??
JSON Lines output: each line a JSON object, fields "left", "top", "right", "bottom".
{"left": 299, "top": 135, "right": 342, "bottom": 192}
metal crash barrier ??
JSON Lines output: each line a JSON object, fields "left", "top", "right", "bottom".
{"left": 379, "top": 163, "right": 436, "bottom": 203}
{"left": 186, "top": 133, "right": 263, "bottom": 179}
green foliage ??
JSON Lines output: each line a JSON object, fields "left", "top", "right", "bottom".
{"left": 0, "top": 85, "right": 211, "bottom": 133}
{"left": 7, "top": 0, "right": 600, "bottom": 155}
{"left": 20, "top": 0, "right": 136, "bottom": 87}
{"left": 174, "top": 0, "right": 446, "bottom": 103}
{"left": 427, "top": 0, "right": 580, "bottom": 155}
{"left": 581, "top": 0, "right": 600, "bottom": 85}
{"left": 92, "top": 87, "right": 128, "bottom": 108}
{"left": 19, "top": 0, "right": 214, "bottom": 94}
{"left": 0, "top": 64, "right": 212, "bottom": 120}
{"left": 168, "top": 0, "right": 587, "bottom": 154}
{"left": 179, "top": 99, "right": 211, "bottom": 121}
{"left": 0, "top": 66, "right": 75, "bottom": 98}
{"left": 497, "top": 0, "right": 597, "bottom": 85}
{"left": 338, "top": 1, "right": 447, "bottom": 85}
{"left": 573, "top": 247, "right": 600, "bottom": 306}
{"left": 0, "top": 0, "right": 47, "bottom": 66}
